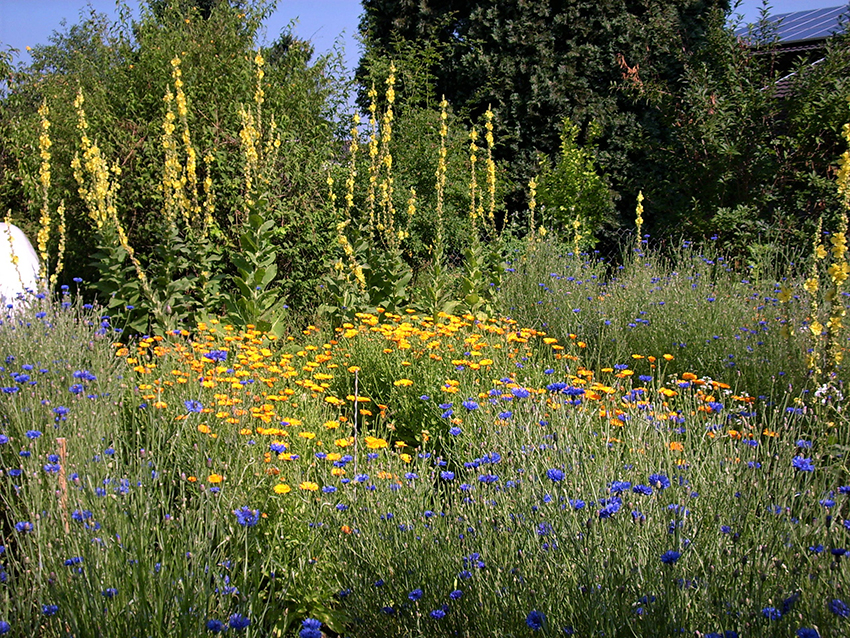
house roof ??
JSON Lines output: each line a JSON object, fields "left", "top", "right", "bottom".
{"left": 735, "top": 5, "right": 847, "bottom": 45}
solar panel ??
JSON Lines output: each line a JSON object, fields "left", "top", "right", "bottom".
{"left": 734, "top": 5, "right": 847, "bottom": 43}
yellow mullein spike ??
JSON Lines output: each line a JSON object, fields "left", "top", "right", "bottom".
{"left": 435, "top": 97, "right": 448, "bottom": 251}
{"left": 367, "top": 84, "right": 379, "bottom": 231}
{"left": 36, "top": 99, "right": 52, "bottom": 286}
{"left": 469, "top": 128, "right": 479, "bottom": 236}
{"left": 485, "top": 107, "right": 497, "bottom": 234}
{"left": 527, "top": 177, "right": 538, "bottom": 245}
{"left": 4, "top": 213, "right": 25, "bottom": 290}
{"left": 635, "top": 190, "right": 644, "bottom": 248}
{"left": 49, "top": 201, "right": 66, "bottom": 289}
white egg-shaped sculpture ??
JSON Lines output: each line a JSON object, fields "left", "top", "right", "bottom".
{"left": 0, "top": 223, "right": 41, "bottom": 305}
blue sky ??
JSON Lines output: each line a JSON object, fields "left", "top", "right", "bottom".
{"left": 0, "top": 0, "right": 843, "bottom": 77}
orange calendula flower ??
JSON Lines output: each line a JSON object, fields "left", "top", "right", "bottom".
{"left": 197, "top": 424, "right": 211, "bottom": 434}
{"left": 393, "top": 379, "right": 414, "bottom": 387}
{"left": 299, "top": 481, "right": 319, "bottom": 492}
{"left": 669, "top": 441, "right": 684, "bottom": 452}
{"left": 341, "top": 525, "right": 353, "bottom": 534}
{"left": 298, "top": 431, "right": 316, "bottom": 440}
{"left": 365, "top": 436, "right": 388, "bottom": 449}
{"left": 273, "top": 483, "right": 291, "bottom": 494}
{"left": 208, "top": 474, "right": 223, "bottom": 484}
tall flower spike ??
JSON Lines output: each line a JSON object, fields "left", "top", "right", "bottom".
{"left": 469, "top": 128, "right": 479, "bottom": 236}
{"left": 36, "top": 99, "right": 52, "bottom": 286}
{"left": 635, "top": 190, "right": 644, "bottom": 249}
{"left": 485, "top": 107, "right": 497, "bottom": 235}
{"left": 435, "top": 97, "right": 449, "bottom": 252}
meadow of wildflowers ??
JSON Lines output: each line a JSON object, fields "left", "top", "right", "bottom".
{"left": 1, "top": 21, "right": 849, "bottom": 637}
{"left": 0, "top": 272, "right": 847, "bottom": 637}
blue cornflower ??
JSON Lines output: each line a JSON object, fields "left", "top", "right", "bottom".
{"left": 299, "top": 618, "right": 322, "bottom": 638}
{"left": 0, "top": 435, "right": 7, "bottom": 444}
{"left": 570, "top": 499, "right": 585, "bottom": 510}
{"left": 648, "top": 473, "right": 671, "bottom": 489}
{"left": 633, "top": 484, "right": 652, "bottom": 496}
{"left": 228, "top": 613, "right": 251, "bottom": 631}
{"left": 15, "top": 521, "right": 33, "bottom": 533}
{"left": 0, "top": 621, "right": 9, "bottom": 634}
{"left": 205, "top": 619, "right": 224, "bottom": 633}
{"left": 660, "top": 550, "right": 681, "bottom": 565}
{"left": 762, "top": 607, "right": 782, "bottom": 620}
{"left": 102, "top": 588, "right": 118, "bottom": 598}
{"left": 25, "top": 430, "right": 42, "bottom": 439}
{"left": 796, "top": 629, "right": 820, "bottom": 638}
{"left": 829, "top": 598, "right": 849, "bottom": 618}
{"left": 599, "top": 498, "right": 621, "bottom": 518}
{"left": 405, "top": 472, "right": 418, "bottom": 480}
{"left": 322, "top": 486, "right": 337, "bottom": 493}
{"left": 203, "top": 350, "right": 228, "bottom": 362}
{"left": 498, "top": 410, "right": 513, "bottom": 419}
{"left": 449, "top": 426, "right": 462, "bottom": 436}
{"left": 69, "top": 384, "right": 84, "bottom": 395}
{"left": 430, "top": 609, "right": 446, "bottom": 619}
{"left": 41, "top": 604, "right": 59, "bottom": 616}
{"left": 440, "top": 471, "right": 455, "bottom": 481}
{"left": 511, "top": 387, "right": 531, "bottom": 399}
{"left": 792, "top": 457, "right": 815, "bottom": 472}
{"left": 233, "top": 507, "right": 260, "bottom": 527}
{"left": 546, "top": 468, "right": 564, "bottom": 482}
{"left": 184, "top": 400, "right": 203, "bottom": 413}
{"left": 408, "top": 588, "right": 423, "bottom": 601}
{"left": 609, "top": 480, "right": 631, "bottom": 494}
{"left": 462, "top": 399, "right": 479, "bottom": 411}
{"left": 526, "top": 610, "right": 546, "bottom": 630}
{"left": 450, "top": 589, "right": 463, "bottom": 600}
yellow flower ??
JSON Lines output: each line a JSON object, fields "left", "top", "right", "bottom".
{"left": 274, "top": 483, "right": 291, "bottom": 494}
{"left": 365, "top": 436, "right": 388, "bottom": 449}
{"left": 323, "top": 420, "right": 340, "bottom": 429}
{"left": 298, "top": 431, "right": 316, "bottom": 440}
{"left": 804, "top": 278, "right": 819, "bottom": 293}
{"left": 668, "top": 441, "right": 684, "bottom": 452}
{"left": 299, "top": 481, "right": 319, "bottom": 492}
{"left": 207, "top": 473, "right": 223, "bottom": 484}
{"left": 197, "top": 424, "right": 211, "bottom": 434}
{"left": 393, "top": 379, "right": 414, "bottom": 387}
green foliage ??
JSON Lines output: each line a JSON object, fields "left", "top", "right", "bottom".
{"left": 622, "top": 6, "right": 850, "bottom": 249}
{"left": 537, "top": 118, "right": 614, "bottom": 245}
{"left": 358, "top": 0, "right": 730, "bottom": 224}
{"left": 0, "top": 0, "right": 346, "bottom": 324}
{"left": 224, "top": 207, "right": 289, "bottom": 336}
